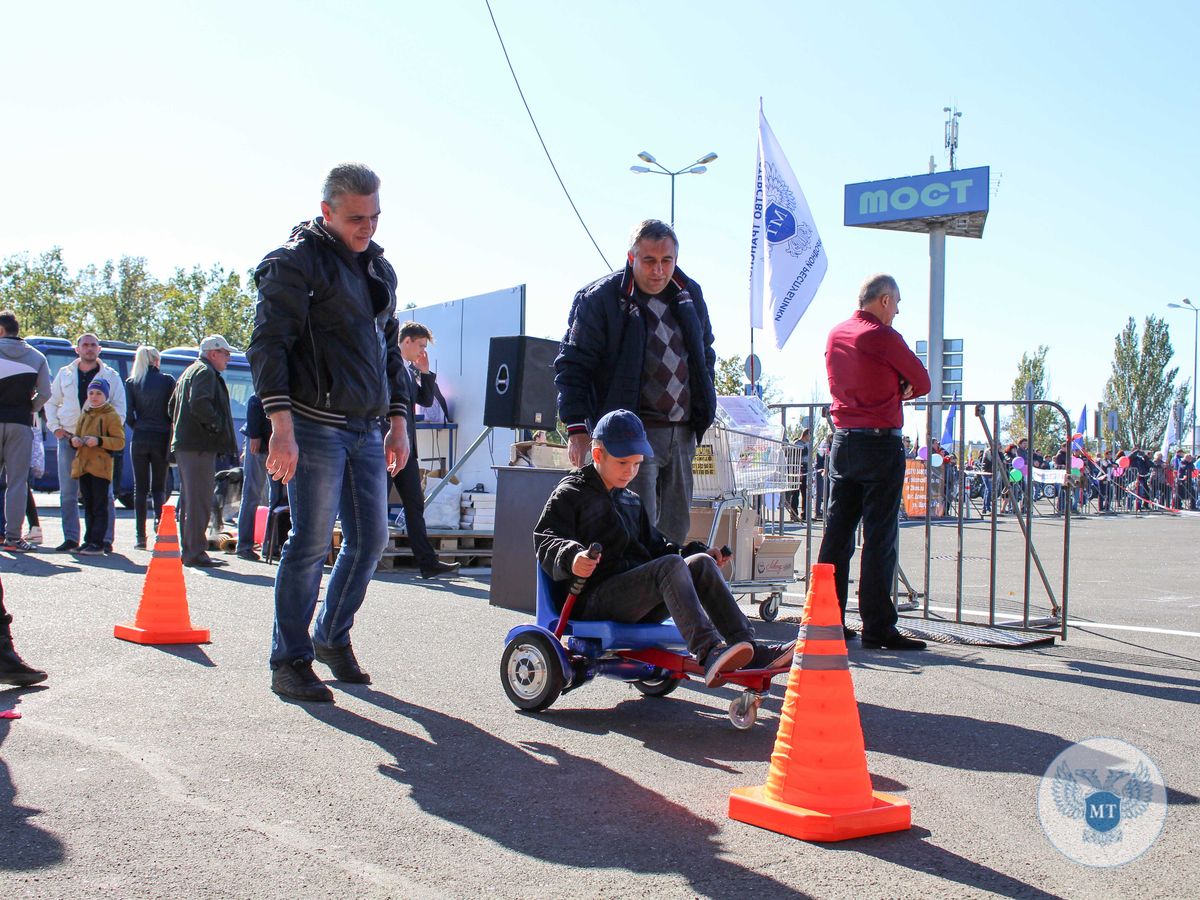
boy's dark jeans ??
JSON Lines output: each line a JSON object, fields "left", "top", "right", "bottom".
{"left": 583, "top": 553, "right": 754, "bottom": 662}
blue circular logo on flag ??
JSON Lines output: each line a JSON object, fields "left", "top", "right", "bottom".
{"left": 764, "top": 203, "right": 796, "bottom": 244}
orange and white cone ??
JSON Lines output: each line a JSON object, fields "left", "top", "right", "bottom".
{"left": 114, "top": 505, "right": 210, "bottom": 645}
{"left": 728, "top": 562, "right": 910, "bottom": 841}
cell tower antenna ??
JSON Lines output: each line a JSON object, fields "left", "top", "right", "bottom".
{"left": 944, "top": 105, "right": 962, "bottom": 171}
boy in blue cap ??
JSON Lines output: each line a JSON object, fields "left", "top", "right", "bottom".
{"left": 535, "top": 409, "right": 792, "bottom": 686}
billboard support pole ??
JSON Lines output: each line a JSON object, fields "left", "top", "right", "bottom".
{"left": 928, "top": 223, "right": 946, "bottom": 421}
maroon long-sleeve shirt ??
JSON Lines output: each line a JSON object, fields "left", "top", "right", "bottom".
{"left": 825, "top": 310, "right": 931, "bottom": 429}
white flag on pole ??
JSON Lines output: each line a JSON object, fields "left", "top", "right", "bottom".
{"left": 748, "top": 107, "right": 827, "bottom": 349}
{"left": 1162, "top": 409, "right": 1178, "bottom": 456}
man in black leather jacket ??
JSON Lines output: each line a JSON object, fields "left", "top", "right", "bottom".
{"left": 248, "top": 162, "right": 411, "bottom": 703}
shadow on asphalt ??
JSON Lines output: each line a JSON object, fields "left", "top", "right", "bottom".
{"left": 852, "top": 647, "right": 1200, "bottom": 716}
{"left": 538, "top": 692, "right": 780, "bottom": 773}
{"left": 858, "top": 701, "right": 1198, "bottom": 808}
{"left": 149, "top": 643, "right": 217, "bottom": 667}
{"left": 0, "top": 553, "right": 84, "bottom": 577}
{"left": 201, "top": 567, "right": 279, "bottom": 588}
{"left": 305, "top": 686, "right": 809, "bottom": 899}
{"left": 821, "top": 825, "right": 1068, "bottom": 900}
{"left": 0, "top": 694, "right": 66, "bottom": 872}
{"left": 7, "top": 550, "right": 144, "bottom": 575}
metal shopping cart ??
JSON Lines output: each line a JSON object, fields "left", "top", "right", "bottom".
{"left": 691, "top": 422, "right": 803, "bottom": 621}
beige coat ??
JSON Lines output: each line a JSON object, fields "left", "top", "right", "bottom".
{"left": 70, "top": 402, "right": 126, "bottom": 481}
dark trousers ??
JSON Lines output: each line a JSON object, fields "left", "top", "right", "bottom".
{"left": 26, "top": 487, "right": 38, "bottom": 528}
{"left": 583, "top": 553, "right": 754, "bottom": 662}
{"left": 817, "top": 432, "right": 905, "bottom": 641}
{"left": 79, "top": 473, "right": 110, "bottom": 548}
{"left": 391, "top": 450, "right": 437, "bottom": 569}
{"left": 131, "top": 433, "right": 169, "bottom": 541}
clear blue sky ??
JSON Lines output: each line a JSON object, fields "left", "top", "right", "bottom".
{"left": 2, "top": 1, "right": 1197, "bottom": 441}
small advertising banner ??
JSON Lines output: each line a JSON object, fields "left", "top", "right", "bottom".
{"left": 903, "top": 459, "right": 944, "bottom": 518}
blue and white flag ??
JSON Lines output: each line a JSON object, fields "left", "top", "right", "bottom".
{"left": 748, "top": 108, "right": 827, "bottom": 349}
{"left": 940, "top": 395, "right": 958, "bottom": 448}
{"left": 1072, "top": 405, "right": 1087, "bottom": 451}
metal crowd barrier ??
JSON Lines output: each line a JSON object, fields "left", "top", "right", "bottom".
{"left": 764, "top": 399, "right": 1071, "bottom": 640}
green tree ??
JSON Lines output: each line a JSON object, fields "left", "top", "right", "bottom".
{"left": 75, "top": 256, "right": 164, "bottom": 344}
{"left": 1102, "top": 316, "right": 1183, "bottom": 450}
{"left": 157, "top": 265, "right": 256, "bottom": 349}
{"left": 0, "top": 248, "right": 76, "bottom": 337}
{"left": 1006, "top": 345, "right": 1065, "bottom": 454}
{"left": 714, "top": 354, "right": 783, "bottom": 404}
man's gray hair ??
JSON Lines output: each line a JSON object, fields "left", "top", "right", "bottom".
{"left": 627, "top": 219, "right": 679, "bottom": 255}
{"left": 857, "top": 274, "right": 899, "bottom": 308}
{"left": 323, "top": 163, "right": 381, "bottom": 208}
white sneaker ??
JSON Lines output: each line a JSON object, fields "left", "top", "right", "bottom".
{"left": 23, "top": 526, "right": 43, "bottom": 544}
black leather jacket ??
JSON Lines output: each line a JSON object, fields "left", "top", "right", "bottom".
{"left": 125, "top": 367, "right": 176, "bottom": 436}
{"left": 248, "top": 219, "right": 409, "bottom": 429}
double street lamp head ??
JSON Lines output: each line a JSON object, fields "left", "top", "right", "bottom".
{"left": 630, "top": 150, "right": 718, "bottom": 228}
{"left": 630, "top": 151, "right": 719, "bottom": 176}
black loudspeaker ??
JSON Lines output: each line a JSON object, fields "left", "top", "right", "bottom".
{"left": 484, "top": 336, "right": 559, "bottom": 430}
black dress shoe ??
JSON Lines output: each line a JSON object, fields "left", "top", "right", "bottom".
{"left": 843, "top": 626, "right": 858, "bottom": 640}
{"left": 313, "top": 641, "right": 371, "bottom": 684}
{"left": 236, "top": 548, "right": 261, "bottom": 562}
{"left": 271, "top": 660, "right": 334, "bottom": 702}
{"left": 861, "top": 633, "right": 927, "bottom": 650}
{"left": 419, "top": 560, "right": 461, "bottom": 579}
{"left": 185, "top": 555, "right": 227, "bottom": 568}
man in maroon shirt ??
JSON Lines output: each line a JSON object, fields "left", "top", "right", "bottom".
{"left": 818, "top": 274, "right": 931, "bottom": 650}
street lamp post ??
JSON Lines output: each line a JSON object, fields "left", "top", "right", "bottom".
{"left": 630, "top": 150, "right": 718, "bottom": 227}
{"left": 1168, "top": 297, "right": 1197, "bottom": 451}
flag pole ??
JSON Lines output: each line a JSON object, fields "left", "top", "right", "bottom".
{"left": 750, "top": 96, "right": 762, "bottom": 398}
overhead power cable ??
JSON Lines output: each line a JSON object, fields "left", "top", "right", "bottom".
{"left": 484, "top": 0, "right": 613, "bottom": 271}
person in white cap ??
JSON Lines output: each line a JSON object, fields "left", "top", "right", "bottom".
{"left": 167, "top": 335, "right": 239, "bottom": 567}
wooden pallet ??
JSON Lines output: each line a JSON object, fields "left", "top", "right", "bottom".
{"left": 332, "top": 526, "right": 494, "bottom": 571}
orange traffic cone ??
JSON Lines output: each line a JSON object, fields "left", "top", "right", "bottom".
{"left": 114, "top": 505, "right": 210, "bottom": 645}
{"left": 728, "top": 562, "right": 910, "bottom": 841}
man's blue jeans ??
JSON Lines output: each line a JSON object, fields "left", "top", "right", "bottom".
{"left": 57, "top": 436, "right": 115, "bottom": 544}
{"left": 236, "top": 438, "right": 267, "bottom": 552}
{"left": 269, "top": 417, "right": 389, "bottom": 668}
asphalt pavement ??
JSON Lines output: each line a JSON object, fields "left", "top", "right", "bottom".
{"left": 1, "top": 499, "right": 1197, "bottom": 898}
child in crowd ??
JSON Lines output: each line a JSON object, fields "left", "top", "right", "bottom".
{"left": 70, "top": 380, "right": 126, "bottom": 556}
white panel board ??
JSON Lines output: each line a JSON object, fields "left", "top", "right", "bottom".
{"left": 402, "top": 285, "right": 527, "bottom": 494}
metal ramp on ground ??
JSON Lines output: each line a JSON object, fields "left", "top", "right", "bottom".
{"left": 844, "top": 613, "right": 1057, "bottom": 649}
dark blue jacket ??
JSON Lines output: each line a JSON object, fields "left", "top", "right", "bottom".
{"left": 242, "top": 394, "right": 272, "bottom": 442}
{"left": 554, "top": 264, "right": 717, "bottom": 443}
